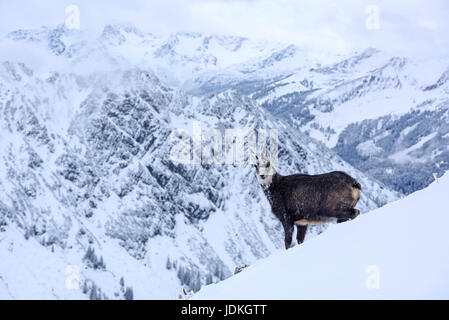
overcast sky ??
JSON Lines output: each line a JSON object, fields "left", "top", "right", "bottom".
{"left": 0, "top": 0, "right": 448, "bottom": 58}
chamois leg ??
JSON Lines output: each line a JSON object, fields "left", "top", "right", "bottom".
{"left": 282, "top": 220, "right": 294, "bottom": 249}
{"left": 336, "top": 208, "right": 360, "bottom": 223}
{"left": 295, "top": 225, "right": 307, "bottom": 245}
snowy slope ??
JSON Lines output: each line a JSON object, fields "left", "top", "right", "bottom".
{"left": 195, "top": 172, "right": 449, "bottom": 299}
{"left": 0, "top": 225, "right": 179, "bottom": 299}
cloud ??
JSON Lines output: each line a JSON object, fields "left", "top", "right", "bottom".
{"left": 0, "top": 0, "right": 448, "bottom": 57}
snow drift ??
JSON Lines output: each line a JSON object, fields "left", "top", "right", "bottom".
{"left": 195, "top": 172, "right": 449, "bottom": 299}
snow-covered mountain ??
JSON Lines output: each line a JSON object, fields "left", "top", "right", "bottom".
{"left": 1, "top": 22, "right": 443, "bottom": 299}
{"left": 44, "top": 22, "right": 447, "bottom": 196}
{"left": 186, "top": 46, "right": 449, "bottom": 195}
{"left": 195, "top": 172, "right": 449, "bottom": 299}
{"left": 0, "top": 59, "right": 396, "bottom": 299}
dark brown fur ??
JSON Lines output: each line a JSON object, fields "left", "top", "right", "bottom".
{"left": 260, "top": 171, "right": 361, "bottom": 249}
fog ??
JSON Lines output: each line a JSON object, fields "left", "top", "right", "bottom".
{"left": 0, "top": 0, "right": 448, "bottom": 57}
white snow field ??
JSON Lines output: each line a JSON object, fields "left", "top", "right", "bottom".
{"left": 195, "top": 172, "right": 449, "bottom": 300}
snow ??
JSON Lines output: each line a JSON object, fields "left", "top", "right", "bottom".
{"left": 389, "top": 132, "right": 438, "bottom": 164}
{"left": 308, "top": 87, "right": 426, "bottom": 148}
{"left": 0, "top": 220, "right": 181, "bottom": 299}
{"left": 0, "top": 228, "right": 84, "bottom": 299}
{"left": 195, "top": 172, "right": 449, "bottom": 299}
{"left": 356, "top": 140, "right": 383, "bottom": 157}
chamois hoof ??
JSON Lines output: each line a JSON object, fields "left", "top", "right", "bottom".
{"left": 337, "top": 217, "right": 351, "bottom": 223}
{"left": 234, "top": 264, "right": 249, "bottom": 275}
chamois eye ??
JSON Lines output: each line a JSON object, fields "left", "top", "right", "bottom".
{"left": 265, "top": 162, "right": 270, "bottom": 168}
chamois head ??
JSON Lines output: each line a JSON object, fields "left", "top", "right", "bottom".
{"left": 254, "top": 154, "right": 277, "bottom": 186}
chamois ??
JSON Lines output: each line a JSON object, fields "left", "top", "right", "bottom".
{"left": 254, "top": 155, "right": 361, "bottom": 249}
